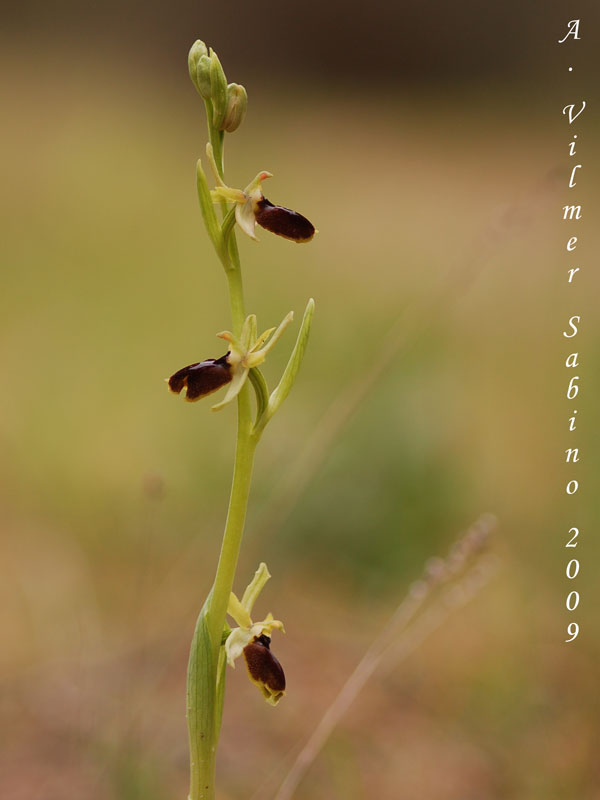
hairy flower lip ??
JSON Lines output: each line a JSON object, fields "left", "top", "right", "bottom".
{"left": 254, "top": 198, "right": 315, "bottom": 243}
{"left": 243, "top": 634, "right": 286, "bottom": 705}
{"left": 168, "top": 353, "right": 232, "bottom": 401}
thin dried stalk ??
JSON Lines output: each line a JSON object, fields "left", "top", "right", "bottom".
{"left": 267, "top": 514, "right": 499, "bottom": 800}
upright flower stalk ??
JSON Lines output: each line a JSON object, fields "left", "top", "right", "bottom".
{"left": 172, "top": 40, "right": 317, "bottom": 800}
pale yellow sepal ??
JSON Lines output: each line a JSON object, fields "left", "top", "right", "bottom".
{"left": 227, "top": 591, "right": 252, "bottom": 628}
{"left": 203, "top": 152, "right": 274, "bottom": 241}
{"left": 212, "top": 186, "right": 246, "bottom": 204}
{"left": 241, "top": 562, "right": 271, "bottom": 613}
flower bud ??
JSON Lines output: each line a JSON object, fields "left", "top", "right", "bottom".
{"left": 196, "top": 55, "right": 212, "bottom": 100}
{"left": 221, "top": 83, "right": 248, "bottom": 132}
{"left": 188, "top": 40, "right": 208, "bottom": 94}
{"left": 209, "top": 49, "right": 228, "bottom": 129}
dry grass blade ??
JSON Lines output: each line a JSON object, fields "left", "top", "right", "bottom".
{"left": 264, "top": 514, "right": 499, "bottom": 800}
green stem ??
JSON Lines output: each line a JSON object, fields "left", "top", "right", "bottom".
{"left": 208, "top": 252, "right": 253, "bottom": 644}
{"left": 207, "top": 387, "right": 256, "bottom": 647}
{"left": 226, "top": 267, "right": 245, "bottom": 335}
{"left": 187, "top": 123, "right": 258, "bottom": 799}
{"left": 187, "top": 388, "right": 256, "bottom": 800}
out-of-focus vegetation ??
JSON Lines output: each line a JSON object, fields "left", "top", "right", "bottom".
{"left": 2, "top": 39, "right": 600, "bottom": 800}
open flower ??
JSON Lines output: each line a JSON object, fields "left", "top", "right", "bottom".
{"left": 167, "top": 311, "right": 293, "bottom": 410}
{"left": 211, "top": 310, "right": 293, "bottom": 410}
{"left": 225, "top": 563, "right": 286, "bottom": 705}
{"left": 207, "top": 144, "right": 316, "bottom": 243}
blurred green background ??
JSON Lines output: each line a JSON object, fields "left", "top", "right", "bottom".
{"left": 2, "top": 3, "right": 600, "bottom": 798}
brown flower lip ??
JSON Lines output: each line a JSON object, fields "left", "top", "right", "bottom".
{"left": 168, "top": 353, "right": 232, "bottom": 401}
{"left": 243, "top": 633, "right": 286, "bottom": 701}
{"left": 254, "top": 198, "right": 315, "bottom": 243}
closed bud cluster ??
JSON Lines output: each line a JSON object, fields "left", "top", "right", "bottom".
{"left": 188, "top": 40, "right": 248, "bottom": 133}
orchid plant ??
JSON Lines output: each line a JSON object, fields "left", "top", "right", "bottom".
{"left": 169, "top": 40, "right": 316, "bottom": 800}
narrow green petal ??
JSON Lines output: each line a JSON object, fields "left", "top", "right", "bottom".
{"left": 253, "top": 311, "right": 294, "bottom": 360}
{"left": 250, "top": 326, "right": 276, "bottom": 353}
{"left": 241, "top": 314, "right": 257, "bottom": 351}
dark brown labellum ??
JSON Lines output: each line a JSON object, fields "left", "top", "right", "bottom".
{"left": 243, "top": 634, "right": 286, "bottom": 702}
{"left": 254, "top": 198, "right": 315, "bottom": 243}
{"left": 168, "top": 353, "right": 231, "bottom": 401}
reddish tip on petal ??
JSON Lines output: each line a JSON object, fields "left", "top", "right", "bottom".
{"left": 168, "top": 354, "right": 232, "bottom": 401}
{"left": 254, "top": 199, "right": 315, "bottom": 243}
